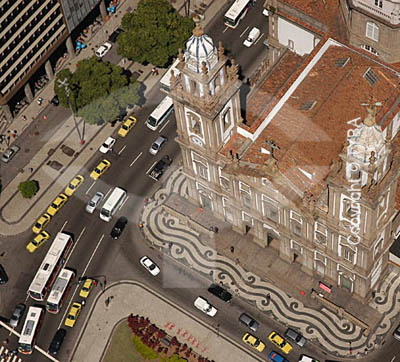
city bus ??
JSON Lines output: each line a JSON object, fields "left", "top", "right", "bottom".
{"left": 224, "top": 0, "right": 252, "bottom": 28}
{"left": 46, "top": 268, "right": 75, "bottom": 313}
{"left": 28, "top": 232, "right": 74, "bottom": 301}
{"left": 146, "top": 96, "right": 174, "bottom": 131}
{"left": 100, "top": 187, "right": 127, "bottom": 222}
{"left": 18, "top": 306, "right": 45, "bottom": 354}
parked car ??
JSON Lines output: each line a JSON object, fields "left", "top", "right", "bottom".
{"left": 239, "top": 313, "right": 259, "bottom": 332}
{"left": 99, "top": 136, "right": 116, "bottom": 154}
{"left": 149, "top": 155, "right": 172, "bottom": 181}
{"left": 243, "top": 27, "right": 261, "bottom": 47}
{"left": 149, "top": 135, "right": 168, "bottom": 155}
{"left": 26, "top": 230, "right": 50, "bottom": 253}
{"left": 298, "top": 355, "right": 320, "bottom": 362}
{"left": 90, "top": 159, "right": 111, "bottom": 180}
{"left": 109, "top": 27, "right": 124, "bottom": 43}
{"left": 110, "top": 217, "right": 127, "bottom": 239}
{"left": 284, "top": 328, "right": 306, "bottom": 347}
{"left": 50, "top": 95, "right": 59, "bottom": 106}
{"left": 242, "top": 333, "right": 265, "bottom": 352}
{"left": 95, "top": 42, "right": 112, "bottom": 57}
{"left": 268, "top": 331, "right": 293, "bottom": 354}
{"left": 79, "top": 278, "right": 95, "bottom": 298}
{"left": 394, "top": 324, "right": 400, "bottom": 341}
{"left": 194, "top": 296, "right": 217, "bottom": 317}
{"left": 48, "top": 328, "right": 66, "bottom": 355}
{"left": 140, "top": 256, "right": 160, "bottom": 276}
{"left": 32, "top": 213, "right": 51, "bottom": 234}
{"left": 268, "top": 351, "right": 289, "bottom": 362}
{"left": 1, "top": 145, "right": 20, "bottom": 163}
{"left": 86, "top": 192, "right": 104, "bottom": 213}
{"left": 118, "top": 116, "right": 137, "bottom": 137}
{"left": 65, "top": 302, "right": 82, "bottom": 327}
{"left": 207, "top": 283, "right": 232, "bottom": 302}
{"left": 47, "top": 193, "right": 68, "bottom": 216}
{"left": 0, "top": 264, "right": 8, "bottom": 284}
{"left": 65, "top": 175, "right": 84, "bottom": 196}
{"left": 9, "top": 303, "right": 26, "bottom": 328}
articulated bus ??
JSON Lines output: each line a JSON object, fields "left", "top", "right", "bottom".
{"left": 146, "top": 96, "right": 174, "bottom": 131}
{"left": 46, "top": 268, "right": 75, "bottom": 313}
{"left": 18, "top": 306, "right": 45, "bottom": 355}
{"left": 28, "top": 232, "right": 74, "bottom": 301}
{"left": 224, "top": 0, "right": 251, "bottom": 28}
{"left": 100, "top": 187, "right": 127, "bottom": 222}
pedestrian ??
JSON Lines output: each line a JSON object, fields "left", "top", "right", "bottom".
{"left": 22, "top": 115, "right": 27, "bottom": 121}
{"left": 29, "top": 167, "right": 33, "bottom": 173}
{"left": 154, "top": 67, "right": 159, "bottom": 76}
{"left": 230, "top": 246, "right": 234, "bottom": 253}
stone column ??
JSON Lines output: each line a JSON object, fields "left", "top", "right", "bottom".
{"left": 66, "top": 36, "right": 75, "bottom": 57}
{"left": 45, "top": 60, "right": 54, "bottom": 79}
{"left": 24, "top": 83, "right": 34, "bottom": 103}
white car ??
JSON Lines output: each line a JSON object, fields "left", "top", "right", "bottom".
{"left": 194, "top": 296, "right": 217, "bottom": 317}
{"left": 243, "top": 27, "right": 261, "bottom": 47}
{"left": 86, "top": 192, "right": 104, "bottom": 213}
{"left": 1, "top": 145, "right": 20, "bottom": 163}
{"left": 99, "top": 136, "right": 116, "bottom": 154}
{"left": 95, "top": 42, "right": 112, "bottom": 57}
{"left": 140, "top": 256, "right": 160, "bottom": 276}
{"left": 298, "top": 355, "right": 320, "bottom": 362}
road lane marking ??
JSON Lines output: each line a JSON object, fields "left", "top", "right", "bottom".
{"left": 60, "top": 220, "right": 68, "bottom": 232}
{"left": 159, "top": 119, "right": 170, "bottom": 133}
{"left": 223, "top": 26, "right": 229, "bottom": 33}
{"left": 391, "top": 357, "right": 396, "bottom": 362}
{"left": 254, "top": 33, "right": 264, "bottom": 46}
{"left": 58, "top": 233, "right": 105, "bottom": 330}
{"left": 240, "top": 26, "right": 249, "bottom": 38}
{"left": 86, "top": 181, "right": 96, "bottom": 195}
{"left": 119, "top": 195, "right": 129, "bottom": 210}
{"left": 130, "top": 151, "right": 143, "bottom": 167}
{"left": 146, "top": 161, "right": 157, "bottom": 175}
{"left": 118, "top": 145, "right": 126, "bottom": 155}
{"left": 104, "top": 187, "right": 112, "bottom": 199}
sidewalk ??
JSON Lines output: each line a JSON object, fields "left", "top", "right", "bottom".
{"left": 139, "top": 167, "right": 399, "bottom": 360}
{"left": 70, "top": 281, "right": 263, "bottom": 362}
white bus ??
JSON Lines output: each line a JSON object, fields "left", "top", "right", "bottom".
{"left": 28, "top": 232, "right": 74, "bottom": 301}
{"left": 46, "top": 268, "right": 75, "bottom": 313}
{"left": 18, "top": 306, "right": 45, "bottom": 355}
{"left": 224, "top": 0, "right": 251, "bottom": 28}
{"left": 100, "top": 187, "right": 127, "bottom": 222}
{"left": 146, "top": 96, "right": 174, "bottom": 131}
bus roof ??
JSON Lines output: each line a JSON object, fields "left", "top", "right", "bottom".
{"left": 47, "top": 269, "right": 74, "bottom": 304}
{"left": 225, "top": 0, "right": 249, "bottom": 20}
{"left": 103, "top": 187, "right": 126, "bottom": 210}
{"left": 19, "top": 306, "right": 43, "bottom": 345}
{"left": 28, "top": 232, "right": 72, "bottom": 294}
{"left": 149, "top": 96, "right": 173, "bottom": 120}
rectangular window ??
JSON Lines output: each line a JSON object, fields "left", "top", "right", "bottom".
{"left": 366, "top": 22, "right": 379, "bottom": 42}
{"left": 314, "top": 222, "right": 327, "bottom": 245}
{"left": 262, "top": 195, "right": 279, "bottom": 223}
{"left": 288, "top": 39, "right": 294, "bottom": 50}
{"left": 218, "top": 167, "right": 230, "bottom": 191}
{"left": 374, "top": 0, "right": 383, "bottom": 8}
{"left": 239, "top": 182, "right": 252, "bottom": 209}
{"left": 290, "top": 210, "right": 302, "bottom": 237}
{"left": 192, "top": 152, "right": 209, "bottom": 181}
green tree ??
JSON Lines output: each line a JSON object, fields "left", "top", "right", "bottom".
{"left": 119, "top": 0, "right": 194, "bottom": 67}
{"left": 18, "top": 180, "right": 38, "bottom": 199}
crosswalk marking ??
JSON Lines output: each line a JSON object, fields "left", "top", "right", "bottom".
{"left": 0, "top": 346, "right": 23, "bottom": 361}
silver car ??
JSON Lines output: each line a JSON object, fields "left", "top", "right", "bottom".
{"left": 86, "top": 192, "right": 104, "bottom": 213}
{"left": 285, "top": 327, "right": 306, "bottom": 347}
{"left": 9, "top": 303, "right": 26, "bottom": 328}
{"left": 1, "top": 145, "right": 20, "bottom": 163}
{"left": 149, "top": 135, "right": 167, "bottom": 156}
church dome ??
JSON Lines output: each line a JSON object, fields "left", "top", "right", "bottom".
{"left": 185, "top": 21, "right": 218, "bottom": 73}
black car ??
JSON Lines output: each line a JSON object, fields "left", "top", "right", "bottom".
{"left": 207, "top": 283, "right": 232, "bottom": 302}
{"left": 48, "top": 328, "right": 66, "bottom": 355}
{"left": 149, "top": 155, "right": 173, "bottom": 181}
{"left": 109, "top": 28, "right": 124, "bottom": 43}
{"left": 50, "top": 94, "right": 59, "bottom": 106}
{"left": 110, "top": 217, "right": 128, "bottom": 239}
{"left": 9, "top": 303, "right": 26, "bottom": 328}
{"left": 0, "top": 264, "right": 8, "bottom": 284}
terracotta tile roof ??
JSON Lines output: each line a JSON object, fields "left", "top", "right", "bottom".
{"left": 229, "top": 40, "right": 400, "bottom": 199}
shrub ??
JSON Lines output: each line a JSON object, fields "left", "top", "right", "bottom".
{"left": 18, "top": 180, "right": 38, "bottom": 198}
{"left": 132, "top": 335, "right": 158, "bottom": 360}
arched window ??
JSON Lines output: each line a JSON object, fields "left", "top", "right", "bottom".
{"left": 366, "top": 22, "right": 379, "bottom": 41}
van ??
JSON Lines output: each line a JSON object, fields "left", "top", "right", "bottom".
{"left": 239, "top": 313, "right": 259, "bottom": 332}
{"left": 243, "top": 27, "right": 261, "bottom": 47}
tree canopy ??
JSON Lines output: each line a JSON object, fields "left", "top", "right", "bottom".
{"left": 118, "top": 0, "right": 194, "bottom": 67}
{"left": 54, "top": 57, "right": 140, "bottom": 125}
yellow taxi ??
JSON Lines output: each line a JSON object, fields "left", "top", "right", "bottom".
{"left": 117, "top": 116, "right": 136, "bottom": 137}
{"left": 90, "top": 159, "right": 111, "bottom": 180}
{"left": 242, "top": 333, "right": 265, "bottom": 352}
{"left": 65, "top": 302, "right": 82, "bottom": 328}
{"left": 65, "top": 175, "right": 85, "bottom": 196}
{"left": 32, "top": 213, "right": 51, "bottom": 234}
{"left": 26, "top": 231, "right": 50, "bottom": 253}
{"left": 268, "top": 331, "right": 293, "bottom": 354}
{"left": 79, "top": 279, "right": 95, "bottom": 298}
{"left": 47, "top": 193, "right": 68, "bottom": 216}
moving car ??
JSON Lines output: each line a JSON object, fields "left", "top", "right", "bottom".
{"left": 65, "top": 175, "right": 84, "bottom": 196}
{"left": 9, "top": 303, "right": 26, "bottom": 328}
{"left": 48, "top": 328, "right": 66, "bottom": 355}
{"left": 118, "top": 116, "right": 137, "bottom": 137}
{"left": 50, "top": 95, "right": 59, "bottom": 106}
{"left": 47, "top": 193, "right": 68, "bottom": 216}
{"left": 90, "top": 159, "right": 111, "bottom": 180}
{"left": 243, "top": 27, "right": 261, "bottom": 47}
{"left": 285, "top": 327, "right": 306, "bottom": 347}
{"left": 109, "top": 27, "right": 124, "bottom": 43}
{"left": 86, "top": 192, "right": 104, "bottom": 213}
{"left": 1, "top": 145, "right": 20, "bottom": 163}
{"left": 110, "top": 217, "right": 127, "bottom": 239}
{"left": 140, "top": 256, "right": 160, "bottom": 276}
{"left": 268, "top": 351, "right": 289, "bottom": 362}
{"left": 268, "top": 331, "right": 293, "bottom": 354}
{"left": 79, "top": 278, "right": 95, "bottom": 298}
{"left": 32, "top": 213, "right": 51, "bottom": 234}
{"left": 208, "top": 283, "right": 232, "bottom": 302}
{"left": 149, "top": 135, "right": 168, "bottom": 156}
{"left": 239, "top": 313, "right": 259, "bottom": 332}
{"left": 26, "top": 230, "right": 50, "bottom": 253}
{"left": 298, "top": 355, "right": 320, "bottom": 362}
{"left": 99, "top": 137, "right": 116, "bottom": 154}
{"left": 149, "top": 155, "right": 172, "bottom": 181}
{"left": 194, "top": 296, "right": 217, "bottom": 317}
{"left": 0, "top": 264, "right": 8, "bottom": 284}
{"left": 242, "top": 333, "right": 265, "bottom": 352}
{"left": 65, "top": 302, "right": 82, "bottom": 327}
{"left": 95, "top": 42, "right": 112, "bottom": 57}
